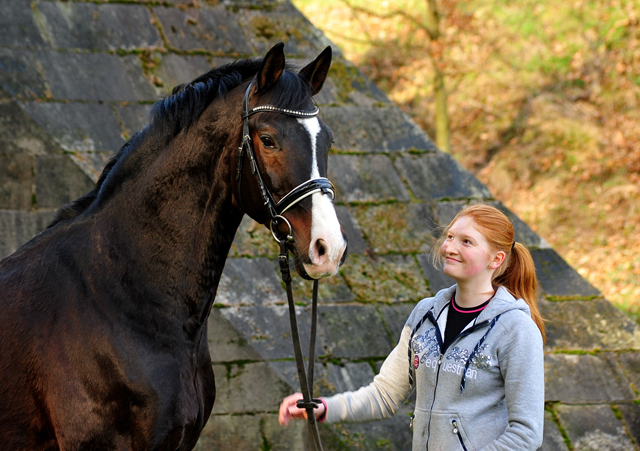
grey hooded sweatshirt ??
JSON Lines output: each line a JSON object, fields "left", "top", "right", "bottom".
{"left": 323, "top": 285, "right": 544, "bottom": 451}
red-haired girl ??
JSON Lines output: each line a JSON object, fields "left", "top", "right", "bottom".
{"left": 280, "top": 204, "right": 545, "bottom": 450}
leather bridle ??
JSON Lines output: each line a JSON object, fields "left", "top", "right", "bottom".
{"left": 236, "top": 83, "right": 335, "bottom": 244}
{"left": 236, "top": 82, "right": 335, "bottom": 451}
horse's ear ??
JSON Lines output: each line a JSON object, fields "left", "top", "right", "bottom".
{"left": 299, "top": 46, "right": 332, "bottom": 95}
{"left": 256, "top": 42, "right": 286, "bottom": 93}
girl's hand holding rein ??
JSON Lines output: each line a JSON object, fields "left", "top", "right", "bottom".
{"left": 278, "top": 392, "right": 326, "bottom": 426}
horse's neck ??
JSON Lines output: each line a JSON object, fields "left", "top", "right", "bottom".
{"left": 94, "top": 123, "right": 243, "bottom": 333}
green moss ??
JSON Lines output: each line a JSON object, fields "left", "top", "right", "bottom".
{"left": 611, "top": 404, "right": 623, "bottom": 420}
{"left": 545, "top": 402, "right": 574, "bottom": 450}
{"left": 327, "top": 60, "right": 364, "bottom": 103}
{"left": 250, "top": 15, "right": 305, "bottom": 42}
{"left": 545, "top": 294, "right": 600, "bottom": 302}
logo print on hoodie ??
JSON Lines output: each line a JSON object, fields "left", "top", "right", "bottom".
{"left": 447, "top": 344, "right": 492, "bottom": 369}
{"left": 412, "top": 328, "right": 493, "bottom": 378}
{"left": 411, "top": 328, "right": 439, "bottom": 358}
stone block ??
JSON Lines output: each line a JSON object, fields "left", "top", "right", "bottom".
{"left": 416, "top": 253, "right": 455, "bottom": 295}
{"left": 322, "top": 362, "right": 376, "bottom": 395}
{"left": 353, "top": 202, "right": 437, "bottom": 254}
{"left": 210, "top": 361, "right": 293, "bottom": 414}
{"left": 531, "top": 248, "right": 601, "bottom": 298}
{"left": 618, "top": 404, "right": 640, "bottom": 446}
{"left": 35, "top": 2, "right": 161, "bottom": 51}
{"left": 614, "top": 352, "right": 640, "bottom": 391}
{"left": 207, "top": 308, "right": 263, "bottom": 363}
{"left": 218, "top": 304, "right": 318, "bottom": 360}
{"left": 0, "top": 154, "right": 33, "bottom": 210}
{"left": 153, "top": 5, "right": 252, "bottom": 54}
{"left": 239, "top": 8, "right": 322, "bottom": 58}
{"left": 318, "top": 304, "right": 394, "bottom": 359}
{"left": 0, "top": 0, "right": 46, "bottom": 48}
{"left": 20, "top": 102, "right": 125, "bottom": 152}
{"left": 34, "top": 154, "right": 94, "bottom": 209}
{"left": 379, "top": 303, "right": 419, "bottom": 346}
{"left": 340, "top": 254, "right": 428, "bottom": 304}
{"left": 544, "top": 353, "right": 634, "bottom": 403}
{"left": 540, "top": 298, "right": 640, "bottom": 352}
{"left": 0, "top": 49, "right": 48, "bottom": 100}
{"left": 216, "top": 257, "right": 284, "bottom": 307}
{"left": 287, "top": 268, "right": 356, "bottom": 304}
{"left": 555, "top": 404, "right": 635, "bottom": 451}
{"left": 121, "top": 55, "right": 161, "bottom": 101}
{"left": 267, "top": 360, "right": 323, "bottom": 393}
{"left": 395, "top": 152, "right": 491, "bottom": 201}
{"left": 154, "top": 54, "right": 212, "bottom": 96}
{"left": 196, "top": 412, "right": 307, "bottom": 451}
{"left": 321, "top": 105, "right": 435, "bottom": 152}
{"left": 0, "top": 209, "right": 56, "bottom": 259}
{"left": 116, "top": 104, "right": 154, "bottom": 140}
{"left": 328, "top": 154, "right": 410, "bottom": 203}
{"left": 228, "top": 215, "right": 278, "bottom": 258}
{"left": 0, "top": 102, "right": 60, "bottom": 156}
{"left": 542, "top": 410, "right": 569, "bottom": 451}
{"left": 334, "top": 205, "right": 367, "bottom": 255}
{"left": 34, "top": 50, "right": 155, "bottom": 102}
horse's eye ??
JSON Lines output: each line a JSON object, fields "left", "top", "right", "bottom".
{"left": 260, "top": 136, "right": 275, "bottom": 148}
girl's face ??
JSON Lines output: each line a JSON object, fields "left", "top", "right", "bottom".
{"left": 440, "top": 215, "right": 501, "bottom": 285}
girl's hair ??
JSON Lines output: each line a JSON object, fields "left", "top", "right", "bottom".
{"left": 432, "top": 204, "right": 545, "bottom": 341}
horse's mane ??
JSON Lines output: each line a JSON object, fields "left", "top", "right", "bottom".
{"left": 48, "top": 58, "right": 312, "bottom": 228}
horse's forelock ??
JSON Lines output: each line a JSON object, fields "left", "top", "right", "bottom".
{"left": 263, "top": 69, "right": 314, "bottom": 111}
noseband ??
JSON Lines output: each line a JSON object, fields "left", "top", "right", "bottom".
{"left": 236, "top": 83, "right": 336, "bottom": 243}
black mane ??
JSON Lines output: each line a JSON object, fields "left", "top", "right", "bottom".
{"left": 48, "top": 58, "right": 313, "bottom": 228}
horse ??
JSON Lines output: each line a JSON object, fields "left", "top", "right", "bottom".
{"left": 0, "top": 42, "right": 347, "bottom": 451}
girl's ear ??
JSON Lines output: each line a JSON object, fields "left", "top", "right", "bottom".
{"left": 490, "top": 251, "right": 506, "bottom": 270}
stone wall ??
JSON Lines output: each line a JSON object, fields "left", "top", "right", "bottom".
{"left": 1, "top": 0, "right": 639, "bottom": 449}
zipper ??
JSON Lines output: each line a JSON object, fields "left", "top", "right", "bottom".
{"left": 425, "top": 353, "right": 443, "bottom": 451}
{"left": 424, "top": 310, "right": 444, "bottom": 451}
{"left": 452, "top": 420, "right": 469, "bottom": 451}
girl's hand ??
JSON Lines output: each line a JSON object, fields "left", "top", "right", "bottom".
{"left": 278, "top": 392, "right": 326, "bottom": 426}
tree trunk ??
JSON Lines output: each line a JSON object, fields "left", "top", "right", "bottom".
{"left": 425, "top": 0, "right": 451, "bottom": 153}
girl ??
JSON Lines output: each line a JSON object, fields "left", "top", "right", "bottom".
{"left": 279, "top": 204, "right": 545, "bottom": 450}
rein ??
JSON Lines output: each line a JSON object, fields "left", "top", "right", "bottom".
{"left": 236, "top": 83, "right": 334, "bottom": 451}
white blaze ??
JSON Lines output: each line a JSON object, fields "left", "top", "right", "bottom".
{"left": 297, "top": 117, "right": 345, "bottom": 276}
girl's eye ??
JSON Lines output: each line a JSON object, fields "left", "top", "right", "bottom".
{"left": 260, "top": 136, "right": 275, "bottom": 148}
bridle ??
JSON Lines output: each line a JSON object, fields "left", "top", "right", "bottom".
{"left": 236, "top": 83, "right": 335, "bottom": 244}
{"left": 236, "top": 82, "right": 335, "bottom": 451}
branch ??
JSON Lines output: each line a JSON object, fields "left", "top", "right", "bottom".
{"left": 337, "top": 0, "right": 438, "bottom": 40}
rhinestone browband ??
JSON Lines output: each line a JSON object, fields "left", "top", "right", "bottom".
{"left": 242, "top": 104, "right": 320, "bottom": 119}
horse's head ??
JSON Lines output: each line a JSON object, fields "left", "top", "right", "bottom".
{"left": 233, "top": 43, "right": 347, "bottom": 279}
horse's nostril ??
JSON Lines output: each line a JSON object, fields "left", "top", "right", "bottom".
{"left": 316, "top": 240, "right": 326, "bottom": 258}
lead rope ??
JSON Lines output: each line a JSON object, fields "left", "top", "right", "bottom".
{"left": 277, "top": 239, "right": 325, "bottom": 451}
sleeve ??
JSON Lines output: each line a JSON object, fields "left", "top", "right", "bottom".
{"left": 323, "top": 322, "right": 415, "bottom": 424}
{"left": 479, "top": 313, "right": 545, "bottom": 451}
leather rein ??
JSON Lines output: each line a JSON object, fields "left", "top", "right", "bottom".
{"left": 236, "top": 83, "right": 333, "bottom": 450}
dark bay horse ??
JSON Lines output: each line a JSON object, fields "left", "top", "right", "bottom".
{"left": 0, "top": 43, "right": 346, "bottom": 450}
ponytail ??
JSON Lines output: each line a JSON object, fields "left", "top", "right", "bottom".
{"left": 433, "top": 204, "right": 545, "bottom": 341}
{"left": 493, "top": 242, "right": 545, "bottom": 342}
